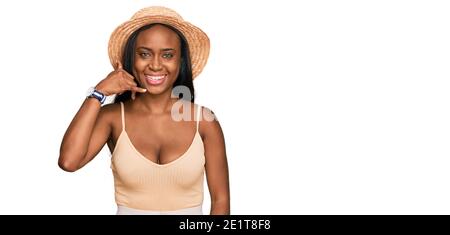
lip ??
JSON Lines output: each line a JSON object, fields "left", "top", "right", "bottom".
{"left": 144, "top": 74, "right": 167, "bottom": 86}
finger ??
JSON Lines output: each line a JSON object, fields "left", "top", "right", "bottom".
{"left": 122, "top": 70, "right": 135, "bottom": 81}
{"left": 126, "top": 79, "right": 137, "bottom": 87}
{"left": 131, "top": 86, "right": 147, "bottom": 93}
{"left": 116, "top": 61, "right": 123, "bottom": 71}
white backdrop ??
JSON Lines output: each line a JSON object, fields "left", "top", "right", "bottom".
{"left": 0, "top": 0, "right": 449, "bottom": 215}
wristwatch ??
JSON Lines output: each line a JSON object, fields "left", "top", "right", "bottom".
{"left": 86, "top": 87, "right": 106, "bottom": 104}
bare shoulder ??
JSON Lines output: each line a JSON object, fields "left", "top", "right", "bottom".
{"left": 198, "top": 105, "right": 223, "bottom": 138}
{"left": 98, "top": 102, "right": 121, "bottom": 124}
{"left": 99, "top": 103, "right": 120, "bottom": 119}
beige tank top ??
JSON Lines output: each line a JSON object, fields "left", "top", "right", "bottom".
{"left": 111, "top": 102, "right": 205, "bottom": 211}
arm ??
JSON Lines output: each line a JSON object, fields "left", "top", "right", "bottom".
{"left": 58, "top": 98, "right": 112, "bottom": 172}
{"left": 58, "top": 62, "right": 146, "bottom": 172}
{"left": 201, "top": 107, "right": 230, "bottom": 215}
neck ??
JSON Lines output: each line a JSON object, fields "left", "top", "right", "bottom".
{"left": 134, "top": 90, "right": 177, "bottom": 114}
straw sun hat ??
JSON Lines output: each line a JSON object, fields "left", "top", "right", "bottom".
{"left": 108, "top": 6, "right": 210, "bottom": 79}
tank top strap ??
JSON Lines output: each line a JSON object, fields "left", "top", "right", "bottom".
{"left": 120, "top": 102, "right": 125, "bottom": 131}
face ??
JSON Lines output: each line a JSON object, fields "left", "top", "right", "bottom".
{"left": 133, "top": 24, "right": 181, "bottom": 96}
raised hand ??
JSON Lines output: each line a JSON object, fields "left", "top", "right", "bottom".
{"left": 95, "top": 62, "right": 147, "bottom": 100}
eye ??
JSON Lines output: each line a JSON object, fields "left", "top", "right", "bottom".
{"left": 162, "top": 53, "right": 173, "bottom": 59}
{"left": 139, "top": 52, "right": 151, "bottom": 58}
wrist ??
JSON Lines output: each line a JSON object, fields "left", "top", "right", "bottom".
{"left": 94, "top": 86, "right": 110, "bottom": 96}
{"left": 86, "top": 87, "right": 107, "bottom": 105}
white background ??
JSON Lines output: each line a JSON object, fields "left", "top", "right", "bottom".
{"left": 0, "top": 0, "right": 449, "bottom": 214}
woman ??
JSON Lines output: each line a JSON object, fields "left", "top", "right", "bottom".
{"left": 59, "top": 6, "right": 230, "bottom": 215}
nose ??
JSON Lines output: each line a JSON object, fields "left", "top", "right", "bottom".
{"left": 149, "top": 56, "right": 162, "bottom": 71}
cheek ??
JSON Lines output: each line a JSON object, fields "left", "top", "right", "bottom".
{"left": 167, "top": 58, "right": 181, "bottom": 76}
{"left": 134, "top": 58, "right": 147, "bottom": 72}
{"left": 133, "top": 59, "right": 148, "bottom": 81}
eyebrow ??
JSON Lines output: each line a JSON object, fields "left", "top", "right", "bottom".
{"left": 136, "top": 47, "right": 176, "bottom": 52}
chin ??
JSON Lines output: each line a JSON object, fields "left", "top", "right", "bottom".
{"left": 146, "top": 86, "right": 171, "bottom": 95}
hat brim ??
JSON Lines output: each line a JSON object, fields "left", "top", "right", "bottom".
{"left": 108, "top": 16, "right": 210, "bottom": 79}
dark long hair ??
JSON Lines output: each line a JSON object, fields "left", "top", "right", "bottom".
{"left": 114, "top": 23, "right": 194, "bottom": 103}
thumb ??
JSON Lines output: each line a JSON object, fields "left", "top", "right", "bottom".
{"left": 116, "top": 61, "right": 123, "bottom": 70}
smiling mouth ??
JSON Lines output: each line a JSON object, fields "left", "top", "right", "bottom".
{"left": 145, "top": 74, "right": 167, "bottom": 85}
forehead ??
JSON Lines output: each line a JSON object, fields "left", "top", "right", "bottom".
{"left": 135, "top": 24, "right": 181, "bottom": 49}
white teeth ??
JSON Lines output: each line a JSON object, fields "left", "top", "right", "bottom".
{"left": 146, "top": 75, "right": 165, "bottom": 81}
